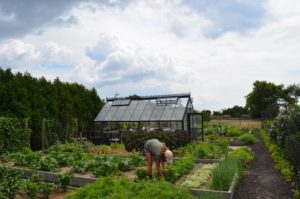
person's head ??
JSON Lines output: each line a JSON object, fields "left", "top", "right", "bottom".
{"left": 160, "top": 143, "right": 173, "bottom": 164}
{"left": 165, "top": 149, "right": 173, "bottom": 164}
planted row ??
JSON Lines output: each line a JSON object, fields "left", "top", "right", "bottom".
{"left": 0, "top": 166, "right": 69, "bottom": 199}
{"left": 178, "top": 141, "right": 228, "bottom": 159}
{"left": 0, "top": 146, "right": 145, "bottom": 177}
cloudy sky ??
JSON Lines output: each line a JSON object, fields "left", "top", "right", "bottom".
{"left": 0, "top": 0, "right": 299, "bottom": 111}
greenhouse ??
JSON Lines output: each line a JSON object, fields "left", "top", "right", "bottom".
{"left": 93, "top": 93, "right": 203, "bottom": 143}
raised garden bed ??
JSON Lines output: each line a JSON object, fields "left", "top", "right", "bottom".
{"left": 190, "top": 173, "right": 239, "bottom": 199}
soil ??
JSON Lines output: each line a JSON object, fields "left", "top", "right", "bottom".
{"left": 233, "top": 130, "right": 293, "bottom": 199}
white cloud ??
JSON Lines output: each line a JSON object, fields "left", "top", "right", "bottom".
{"left": 1, "top": 0, "right": 300, "bottom": 111}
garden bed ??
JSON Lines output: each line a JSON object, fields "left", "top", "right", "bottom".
{"left": 190, "top": 173, "right": 239, "bottom": 199}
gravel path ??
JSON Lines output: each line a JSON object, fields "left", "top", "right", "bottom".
{"left": 233, "top": 130, "right": 293, "bottom": 199}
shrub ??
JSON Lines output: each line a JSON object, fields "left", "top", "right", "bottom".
{"left": 0, "top": 117, "right": 31, "bottom": 153}
{"left": 212, "top": 157, "right": 243, "bottom": 191}
{"left": 58, "top": 172, "right": 73, "bottom": 191}
{"left": 238, "top": 133, "right": 258, "bottom": 144}
{"left": 0, "top": 167, "right": 22, "bottom": 199}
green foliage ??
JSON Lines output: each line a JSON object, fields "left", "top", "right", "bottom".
{"left": 14, "top": 147, "right": 60, "bottom": 172}
{"left": 181, "top": 163, "right": 218, "bottom": 188}
{"left": 229, "top": 146, "right": 254, "bottom": 164}
{"left": 178, "top": 141, "right": 228, "bottom": 159}
{"left": 68, "top": 176, "right": 196, "bottom": 199}
{"left": 58, "top": 172, "right": 74, "bottom": 191}
{"left": 0, "top": 68, "right": 104, "bottom": 150}
{"left": 238, "top": 133, "right": 258, "bottom": 144}
{"left": 165, "top": 154, "right": 196, "bottom": 183}
{"left": 245, "top": 80, "right": 299, "bottom": 118}
{"left": 0, "top": 167, "right": 22, "bottom": 199}
{"left": 135, "top": 168, "right": 149, "bottom": 180}
{"left": 122, "top": 130, "right": 190, "bottom": 152}
{"left": 222, "top": 105, "right": 249, "bottom": 118}
{"left": 212, "top": 157, "right": 243, "bottom": 191}
{"left": 0, "top": 117, "right": 31, "bottom": 153}
{"left": 260, "top": 130, "right": 295, "bottom": 182}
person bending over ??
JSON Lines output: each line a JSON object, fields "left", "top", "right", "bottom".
{"left": 143, "top": 138, "right": 173, "bottom": 178}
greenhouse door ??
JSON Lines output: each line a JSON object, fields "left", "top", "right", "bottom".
{"left": 188, "top": 113, "right": 203, "bottom": 141}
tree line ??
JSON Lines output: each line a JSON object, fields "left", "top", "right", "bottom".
{"left": 0, "top": 68, "right": 104, "bottom": 150}
{"left": 200, "top": 81, "right": 300, "bottom": 120}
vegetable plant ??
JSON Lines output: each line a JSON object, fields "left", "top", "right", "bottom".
{"left": 165, "top": 154, "right": 196, "bottom": 183}
{"left": 238, "top": 133, "right": 258, "bottom": 144}
{"left": 58, "top": 172, "right": 74, "bottom": 191}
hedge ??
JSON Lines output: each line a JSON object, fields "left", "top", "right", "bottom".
{"left": 0, "top": 117, "right": 31, "bottom": 153}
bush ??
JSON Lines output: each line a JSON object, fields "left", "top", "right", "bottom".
{"left": 0, "top": 167, "right": 22, "bottom": 199}
{"left": 122, "top": 130, "right": 190, "bottom": 152}
{"left": 212, "top": 157, "right": 243, "bottom": 191}
{"left": 238, "top": 133, "right": 258, "bottom": 144}
{"left": 0, "top": 117, "right": 31, "bottom": 153}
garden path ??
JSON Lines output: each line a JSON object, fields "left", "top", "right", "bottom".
{"left": 233, "top": 130, "right": 293, "bottom": 199}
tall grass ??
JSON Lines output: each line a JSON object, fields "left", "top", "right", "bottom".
{"left": 212, "top": 157, "right": 242, "bottom": 191}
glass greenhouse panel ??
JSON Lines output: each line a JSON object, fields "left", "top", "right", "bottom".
{"left": 149, "top": 105, "right": 165, "bottom": 121}
{"left": 139, "top": 102, "right": 155, "bottom": 121}
{"left": 160, "top": 105, "right": 175, "bottom": 121}
{"left": 112, "top": 105, "right": 127, "bottom": 121}
{"left": 130, "top": 101, "right": 147, "bottom": 121}
{"left": 104, "top": 106, "right": 119, "bottom": 121}
{"left": 121, "top": 100, "right": 139, "bottom": 121}
{"left": 94, "top": 103, "right": 110, "bottom": 121}
{"left": 171, "top": 106, "right": 186, "bottom": 120}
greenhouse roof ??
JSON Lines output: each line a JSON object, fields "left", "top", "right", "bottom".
{"left": 94, "top": 93, "right": 192, "bottom": 122}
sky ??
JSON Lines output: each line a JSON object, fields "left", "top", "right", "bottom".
{"left": 0, "top": 0, "right": 299, "bottom": 111}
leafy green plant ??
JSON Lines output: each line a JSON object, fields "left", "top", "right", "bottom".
{"left": 135, "top": 168, "right": 148, "bottom": 180}
{"left": 238, "top": 133, "right": 258, "bottom": 144}
{"left": 165, "top": 154, "right": 196, "bottom": 183}
{"left": 181, "top": 163, "right": 218, "bottom": 188}
{"left": 67, "top": 176, "right": 196, "bottom": 199}
{"left": 58, "top": 172, "right": 73, "bottom": 191}
{"left": 178, "top": 141, "right": 228, "bottom": 159}
{"left": 229, "top": 146, "right": 254, "bottom": 164}
{"left": 212, "top": 157, "right": 242, "bottom": 191}
{"left": 0, "top": 117, "right": 31, "bottom": 153}
{"left": 21, "top": 180, "right": 39, "bottom": 199}
{"left": 261, "top": 130, "right": 295, "bottom": 182}
{"left": 0, "top": 167, "right": 22, "bottom": 199}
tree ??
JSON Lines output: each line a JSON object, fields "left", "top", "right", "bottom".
{"left": 246, "top": 81, "right": 284, "bottom": 118}
{"left": 200, "top": 110, "right": 211, "bottom": 121}
{"left": 222, "top": 105, "right": 249, "bottom": 118}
